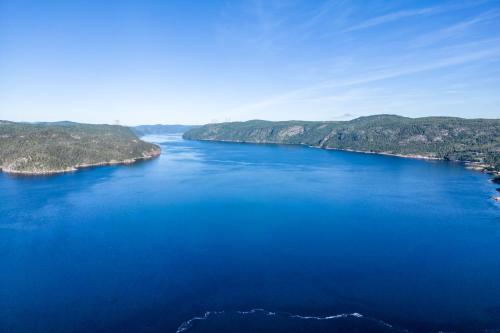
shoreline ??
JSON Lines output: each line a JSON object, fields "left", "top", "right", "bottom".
{"left": 191, "top": 138, "right": 500, "bottom": 202}
{"left": 320, "top": 146, "right": 442, "bottom": 160}
{"left": 320, "top": 146, "right": 498, "bottom": 175}
{"left": 0, "top": 149, "right": 161, "bottom": 176}
{"left": 191, "top": 138, "right": 499, "bottom": 176}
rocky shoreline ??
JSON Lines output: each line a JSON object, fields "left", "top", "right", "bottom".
{"left": 318, "top": 146, "right": 499, "bottom": 176}
{"left": 197, "top": 137, "right": 498, "bottom": 175}
{"left": 320, "top": 146, "right": 442, "bottom": 161}
{"left": 193, "top": 137, "right": 500, "bottom": 201}
{"left": 0, "top": 148, "right": 161, "bottom": 176}
{"left": 313, "top": 145, "right": 500, "bottom": 202}
{"left": 320, "top": 147, "right": 500, "bottom": 186}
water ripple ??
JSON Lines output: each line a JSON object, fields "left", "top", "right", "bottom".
{"left": 175, "top": 308, "right": 411, "bottom": 333}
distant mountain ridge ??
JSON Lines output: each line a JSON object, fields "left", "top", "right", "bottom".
{"left": 184, "top": 115, "right": 500, "bottom": 174}
{"left": 0, "top": 121, "right": 160, "bottom": 175}
{"left": 132, "top": 124, "right": 199, "bottom": 136}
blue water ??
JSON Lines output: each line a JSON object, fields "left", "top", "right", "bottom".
{"left": 1, "top": 135, "right": 499, "bottom": 333}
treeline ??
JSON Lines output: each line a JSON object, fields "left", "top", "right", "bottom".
{"left": 0, "top": 121, "right": 160, "bottom": 174}
{"left": 183, "top": 115, "right": 500, "bottom": 172}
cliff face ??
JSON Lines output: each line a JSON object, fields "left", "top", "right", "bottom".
{"left": 0, "top": 121, "right": 160, "bottom": 175}
{"left": 184, "top": 115, "right": 500, "bottom": 173}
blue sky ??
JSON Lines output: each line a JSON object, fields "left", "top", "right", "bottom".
{"left": 1, "top": 0, "right": 499, "bottom": 125}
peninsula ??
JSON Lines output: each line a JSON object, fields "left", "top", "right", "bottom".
{"left": 0, "top": 121, "right": 160, "bottom": 175}
{"left": 184, "top": 115, "right": 500, "bottom": 174}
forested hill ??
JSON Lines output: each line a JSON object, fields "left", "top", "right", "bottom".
{"left": 184, "top": 115, "right": 500, "bottom": 173}
{"left": 0, "top": 121, "right": 160, "bottom": 175}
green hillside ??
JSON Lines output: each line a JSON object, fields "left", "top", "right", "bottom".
{"left": 0, "top": 121, "right": 160, "bottom": 175}
{"left": 184, "top": 115, "right": 500, "bottom": 173}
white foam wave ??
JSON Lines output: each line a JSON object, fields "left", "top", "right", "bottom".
{"left": 175, "top": 308, "right": 409, "bottom": 333}
{"left": 176, "top": 311, "right": 224, "bottom": 333}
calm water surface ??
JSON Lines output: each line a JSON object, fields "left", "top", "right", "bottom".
{"left": 1, "top": 135, "right": 499, "bottom": 333}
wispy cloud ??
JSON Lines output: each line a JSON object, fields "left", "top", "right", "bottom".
{"left": 230, "top": 46, "right": 500, "bottom": 112}
{"left": 216, "top": 0, "right": 351, "bottom": 50}
{"left": 214, "top": 1, "right": 500, "bottom": 120}
{"left": 342, "top": 1, "right": 490, "bottom": 33}
{"left": 343, "top": 7, "right": 438, "bottom": 32}
{"left": 298, "top": 0, "right": 352, "bottom": 32}
{"left": 298, "top": 0, "right": 337, "bottom": 30}
{"left": 413, "top": 10, "right": 500, "bottom": 47}
{"left": 215, "top": 0, "right": 290, "bottom": 51}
